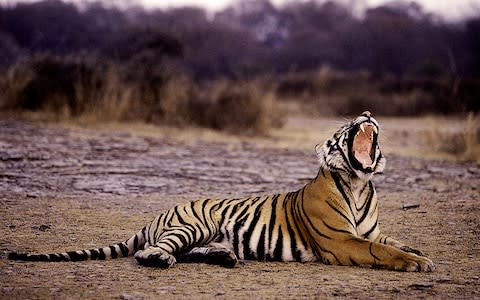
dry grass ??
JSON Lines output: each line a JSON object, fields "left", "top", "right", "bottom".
{"left": 275, "top": 67, "right": 475, "bottom": 117}
{"left": 423, "top": 113, "right": 480, "bottom": 163}
{"left": 462, "top": 113, "right": 480, "bottom": 163}
{"left": 205, "top": 80, "right": 280, "bottom": 134}
{"left": 0, "top": 55, "right": 279, "bottom": 134}
{"left": 1, "top": 55, "right": 119, "bottom": 120}
{"left": 1, "top": 55, "right": 478, "bottom": 143}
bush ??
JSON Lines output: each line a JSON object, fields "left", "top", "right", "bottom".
{"left": 205, "top": 80, "right": 277, "bottom": 134}
{"left": 426, "top": 113, "right": 480, "bottom": 163}
{"left": 0, "top": 55, "right": 280, "bottom": 134}
{"left": 463, "top": 113, "right": 480, "bottom": 163}
{"left": 1, "top": 54, "right": 108, "bottom": 119}
{"left": 275, "top": 67, "right": 477, "bottom": 117}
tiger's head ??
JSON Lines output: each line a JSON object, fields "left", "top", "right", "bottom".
{"left": 316, "top": 111, "right": 386, "bottom": 179}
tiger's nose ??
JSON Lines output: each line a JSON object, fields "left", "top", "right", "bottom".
{"left": 361, "top": 111, "right": 371, "bottom": 118}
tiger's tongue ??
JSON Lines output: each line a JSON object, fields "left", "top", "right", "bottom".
{"left": 353, "top": 133, "right": 373, "bottom": 167}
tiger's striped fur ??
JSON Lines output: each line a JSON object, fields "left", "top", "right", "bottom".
{"left": 8, "top": 111, "right": 434, "bottom": 272}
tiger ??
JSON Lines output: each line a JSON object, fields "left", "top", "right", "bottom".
{"left": 8, "top": 111, "right": 434, "bottom": 272}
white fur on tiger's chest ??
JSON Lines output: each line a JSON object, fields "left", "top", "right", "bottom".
{"left": 348, "top": 177, "right": 377, "bottom": 235}
{"left": 350, "top": 178, "right": 369, "bottom": 209}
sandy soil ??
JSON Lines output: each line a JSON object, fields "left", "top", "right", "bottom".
{"left": 0, "top": 117, "right": 479, "bottom": 299}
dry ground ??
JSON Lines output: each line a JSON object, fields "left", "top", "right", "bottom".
{"left": 0, "top": 116, "right": 479, "bottom": 299}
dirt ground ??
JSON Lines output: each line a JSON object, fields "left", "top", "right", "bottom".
{"left": 0, "top": 116, "right": 479, "bottom": 299}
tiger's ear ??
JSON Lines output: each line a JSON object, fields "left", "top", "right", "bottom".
{"left": 314, "top": 144, "right": 322, "bottom": 156}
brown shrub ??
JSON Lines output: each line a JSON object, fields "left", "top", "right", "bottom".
{"left": 275, "top": 67, "right": 476, "bottom": 117}
{"left": 427, "top": 113, "right": 480, "bottom": 163}
{"left": 0, "top": 55, "right": 280, "bottom": 135}
{"left": 205, "top": 80, "right": 278, "bottom": 134}
{"left": 1, "top": 55, "right": 100, "bottom": 118}
{"left": 459, "top": 113, "right": 480, "bottom": 163}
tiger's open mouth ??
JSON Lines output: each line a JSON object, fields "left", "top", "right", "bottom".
{"left": 350, "top": 122, "right": 378, "bottom": 171}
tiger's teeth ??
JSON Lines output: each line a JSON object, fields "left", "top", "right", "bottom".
{"left": 360, "top": 123, "right": 366, "bottom": 133}
{"left": 373, "top": 126, "right": 378, "bottom": 134}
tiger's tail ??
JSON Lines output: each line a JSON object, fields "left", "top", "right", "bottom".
{"left": 8, "top": 227, "right": 147, "bottom": 262}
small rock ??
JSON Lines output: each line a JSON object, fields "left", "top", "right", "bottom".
{"left": 38, "top": 224, "right": 50, "bottom": 232}
{"left": 120, "top": 293, "right": 142, "bottom": 300}
{"left": 408, "top": 282, "right": 434, "bottom": 290}
{"left": 157, "top": 286, "right": 176, "bottom": 294}
{"left": 433, "top": 186, "right": 450, "bottom": 193}
{"left": 467, "top": 167, "right": 479, "bottom": 175}
{"left": 436, "top": 277, "right": 452, "bottom": 283}
{"left": 402, "top": 203, "right": 420, "bottom": 210}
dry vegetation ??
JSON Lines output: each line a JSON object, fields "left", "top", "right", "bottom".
{"left": 423, "top": 113, "right": 480, "bottom": 164}
{"left": 0, "top": 0, "right": 479, "bottom": 151}
{"left": 2, "top": 55, "right": 477, "bottom": 123}
{"left": 0, "top": 55, "right": 479, "bottom": 163}
{"left": 0, "top": 55, "right": 279, "bottom": 134}
{"left": 3, "top": 58, "right": 248, "bottom": 130}
{"left": 275, "top": 67, "right": 480, "bottom": 117}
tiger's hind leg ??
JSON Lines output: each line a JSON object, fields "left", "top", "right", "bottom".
{"left": 134, "top": 245, "right": 177, "bottom": 269}
{"left": 177, "top": 243, "right": 238, "bottom": 268}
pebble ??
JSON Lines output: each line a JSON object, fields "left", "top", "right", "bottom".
{"left": 38, "top": 224, "right": 51, "bottom": 232}
{"left": 157, "top": 286, "right": 176, "bottom": 294}
{"left": 436, "top": 277, "right": 452, "bottom": 283}
{"left": 120, "top": 293, "right": 142, "bottom": 300}
{"left": 408, "top": 282, "right": 434, "bottom": 290}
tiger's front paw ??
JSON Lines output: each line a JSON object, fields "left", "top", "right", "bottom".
{"left": 395, "top": 253, "right": 435, "bottom": 272}
{"left": 134, "top": 249, "right": 176, "bottom": 269}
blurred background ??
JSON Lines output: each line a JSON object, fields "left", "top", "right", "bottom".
{"left": 0, "top": 0, "right": 479, "bottom": 134}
